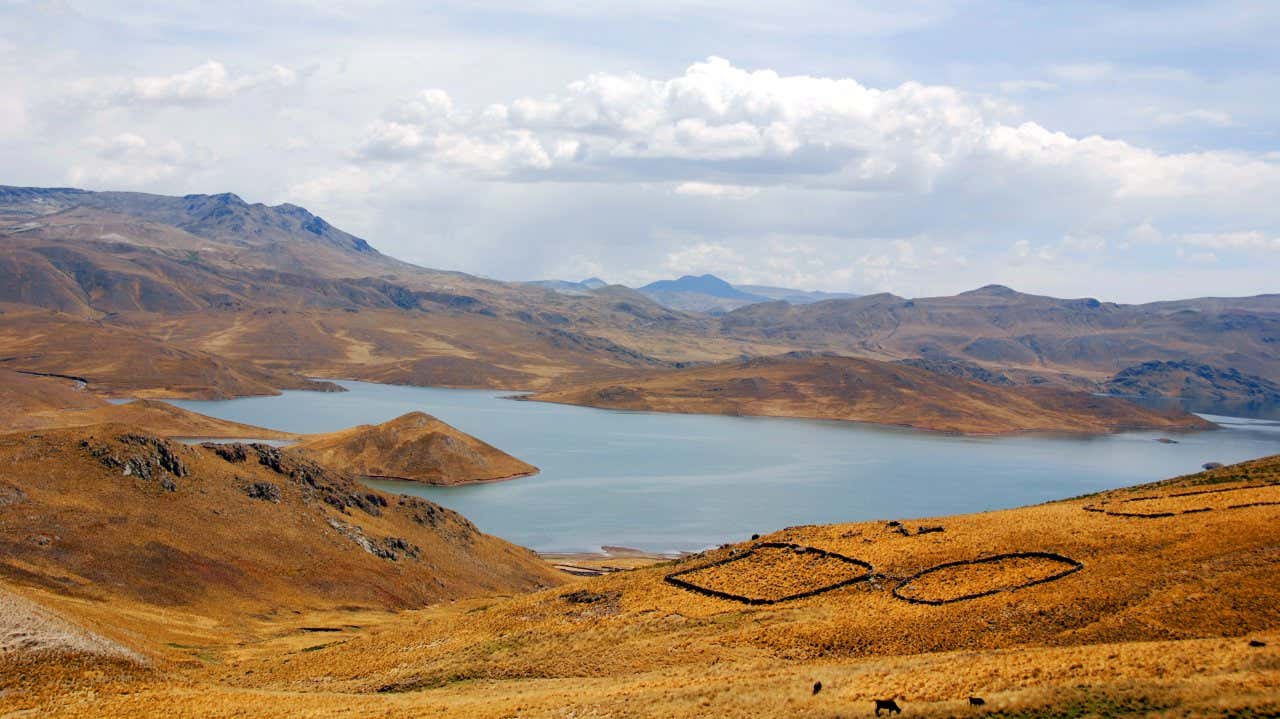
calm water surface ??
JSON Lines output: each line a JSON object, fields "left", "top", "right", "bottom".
{"left": 171, "top": 381, "right": 1280, "bottom": 554}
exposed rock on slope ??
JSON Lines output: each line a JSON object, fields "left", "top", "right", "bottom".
{"left": 292, "top": 412, "right": 536, "bottom": 485}
{"left": 528, "top": 354, "right": 1214, "bottom": 435}
{"left": 1104, "top": 360, "right": 1280, "bottom": 403}
{"left": 0, "top": 426, "right": 560, "bottom": 614}
{"left": 718, "top": 285, "right": 1280, "bottom": 388}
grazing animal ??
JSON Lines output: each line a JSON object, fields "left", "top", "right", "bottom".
{"left": 874, "top": 698, "right": 901, "bottom": 716}
{"left": 969, "top": 696, "right": 986, "bottom": 706}
{"left": 917, "top": 525, "right": 945, "bottom": 535}
{"left": 887, "top": 521, "right": 902, "bottom": 527}
{"left": 813, "top": 681, "right": 822, "bottom": 695}
{"left": 751, "top": 534, "right": 760, "bottom": 540}
{"left": 895, "top": 526, "right": 911, "bottom": 537}
{"left": 1250, "top": 639, "right": 1267, "bottom": 647}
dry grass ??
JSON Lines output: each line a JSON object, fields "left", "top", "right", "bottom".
{"left": 666, "top": 543, "right": 872, "bottom": 603}
{"left": 528, "top": 354, "right": 1213, "bottom": 435}
{"left": 2, "top": 451, "right": 1278, "bottom": 717}
{"left": 1086, "top": 482, "right": 1280, "bottom": 517}
{"left": 892, "top": 553, "right": 1082, "bottom": 605}
{"left": 291, "top": 411, "right": 536, "bottom": 485}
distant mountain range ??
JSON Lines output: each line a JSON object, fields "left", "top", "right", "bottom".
{"left": 3, "top": 184, "right": 1279, "bottom": 406}
{"left": 528, "top": 273, "right": 857, "bottom": 313}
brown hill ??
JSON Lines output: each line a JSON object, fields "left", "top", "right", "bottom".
{"left": 292, "top": 412, "right": 536, "bottom": 485}
{"left": 0, "top": 368, "right": 296, "bottom": 441}
{"left": 0, "top": 424, "right": 559, "bottom": 620}
{"left": 0, "top": 306, "right": 342, "bottom": 398}
{"left": 5, "top": 186, "right": 1280, "bottom": 402}
{"left": 1104, "top": 360, "right": 1280, "bottom": 404}
{"left": 528, "top": 353, "right": 1214, "bottom": 435}
{"left": 718, "top": 286, "right": 1280, "bottom": 394}
{"left": 6, "top": 455, "right": 1278, "bottom": 717}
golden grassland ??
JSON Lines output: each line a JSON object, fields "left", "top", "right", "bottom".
{"left": 668, "top": 544, "right": 871, "bottom": 603}
{"left": 2, "top": 454, "right": 1278, "bottom": 717}
{"left": 527, "top": 354, "right": 1215, "bottom": 435}
{"left": 892, "top": 554, "right": 1081, "bottom": 605}
{"left": 291, "top": 411, "right": 537, "bottom": 485}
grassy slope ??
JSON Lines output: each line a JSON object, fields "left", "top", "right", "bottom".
{"left": 3, "top": 457, "right": 1277, "bottom": 717}
{"left": 528, "top": 354, "right": 1215, "bottom": 435}
{"left": 0, "top": 369, "right": 296, "bottom": 438}
{"left": 291, "top": 412, "right": 537, "bottom": 485}
{"left": 0, "top": 425, "right": 561, "bottom": 620}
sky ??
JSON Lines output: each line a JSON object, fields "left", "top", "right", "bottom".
{"left": 2, "top": 1, "right": 1279, "bottom": 302}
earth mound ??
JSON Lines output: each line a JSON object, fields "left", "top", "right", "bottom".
{"left": 292, "top": 412, "right": 536, "bottom": 485}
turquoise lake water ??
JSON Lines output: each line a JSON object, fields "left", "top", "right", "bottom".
{"left": 171, "top": 381, "right": 1280, "bottom": 554}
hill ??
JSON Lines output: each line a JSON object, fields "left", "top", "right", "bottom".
{"left": 526, "top": 353, "right": 1214, "bottom": 435}
{"left": 0, "top": 186, "right": 749, "bottom": 395}
{"left": 291, "top": 412, "right": 536, "bottom": 485}
{"left": 736, "top": 284, "right": 858, "bottom": 304}
{"left": 0, "top": 306, "right": 341, "bottom": 398}
{"left": 6, "top": 455, "right": 1277, "bottom": 717}
{"left": 718, "top": 285, "right": 1280, "bottom": 398}
{"left": 1104, "top": 360, "right": 1280, "bottom": 404}
{"left": 0, "top": 424, "right": 559, "bottom": 620}
{"left": 4, "top": 185, "right": 1279, "bottom": 403}
{"left": 637, "top": 273, "right": 771, "bottom": 313}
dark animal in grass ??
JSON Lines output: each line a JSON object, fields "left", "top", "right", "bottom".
{"left": 917, "top": 525, "right": 944, "bottom": 535}
{"left": 969, "top": 696, "right": 986, "bottom": 706}
{"left": 874, "top": 698, "right": 901, "bottom": 715}
{"left": 751, "top": 533, "right": 760, "bottom": 540}
{"left": 895, "top": 526, "right": 911, "bottom": 537}
{"left": 1251, "top": 639, "right": 1268, "bottom": 647}
{"left": 813, "top": 681, "right": 822, "bottom": 695}
{"left": 887, "top": 520, "right": 902, "bottom": 528}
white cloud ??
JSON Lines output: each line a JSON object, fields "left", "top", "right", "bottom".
{"left": 84, "top": 61, "right": 299, "bottom": 108}
{"left": 349, "top": 57, "right": 1280, "bottom": 206}
{"left": 1152, "top": 108, "right": 1235, "bottom": 127}
{"left": 673, "top": 181, "right": 760, "bottom": 199}
{"left": 67, "top": 133, "right": 213, "bottom": 187}
{"left": 1177, "top": 231, "right": 1280, "bottom": 250}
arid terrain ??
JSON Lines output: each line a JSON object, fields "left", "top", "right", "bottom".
{"left": 2, "top": 446, "right": 1276, "bottom": 717}
{"left": 3, "top": 187, "right": 1280, "bottom": 403}
{"left": 292, "top": 411, "right": 538, "bottom": 484}
{"left": 528, "top": 353, "right": 1214, "bottom": 435}
{"left": 2, "top": 185, "right": 1279, "bottom": 717}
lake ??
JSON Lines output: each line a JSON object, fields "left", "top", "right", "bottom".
{"left": 171, "top": 381, "right": 1280, "bottom": 554}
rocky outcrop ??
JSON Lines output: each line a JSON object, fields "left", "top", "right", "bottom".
{"left": 1104, "top": 360, "right": 1280, "bottom": 403}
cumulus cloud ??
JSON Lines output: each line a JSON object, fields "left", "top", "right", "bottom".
{"left": 67, "top": 133, "right": 214, "bottom": 187}
{"left": 80, "top": 61, "right": 299, "bottom": 108}
{"left": 351, "top": 57, "right": 1280, "bottom": 206}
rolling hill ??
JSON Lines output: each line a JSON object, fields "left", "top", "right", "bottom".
{"left": 527, "top": 353, "right": 1214, "bottom": 435}
{"left": 5, "top": 455, "right": 1277, "bottom": 717}
{"left": 3, "top": 185, "right": 1279, "bottom": 404}
{"left": 292, "top": 411, "right": 537, "bottom": 485}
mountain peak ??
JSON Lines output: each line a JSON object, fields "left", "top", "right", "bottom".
{"left": 963, "top": 284, "right": 1020, "bottom": 297}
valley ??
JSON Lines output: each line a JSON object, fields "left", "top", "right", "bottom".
{"left": 2, "top": 185, "right": 1279, "bottom": 717}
